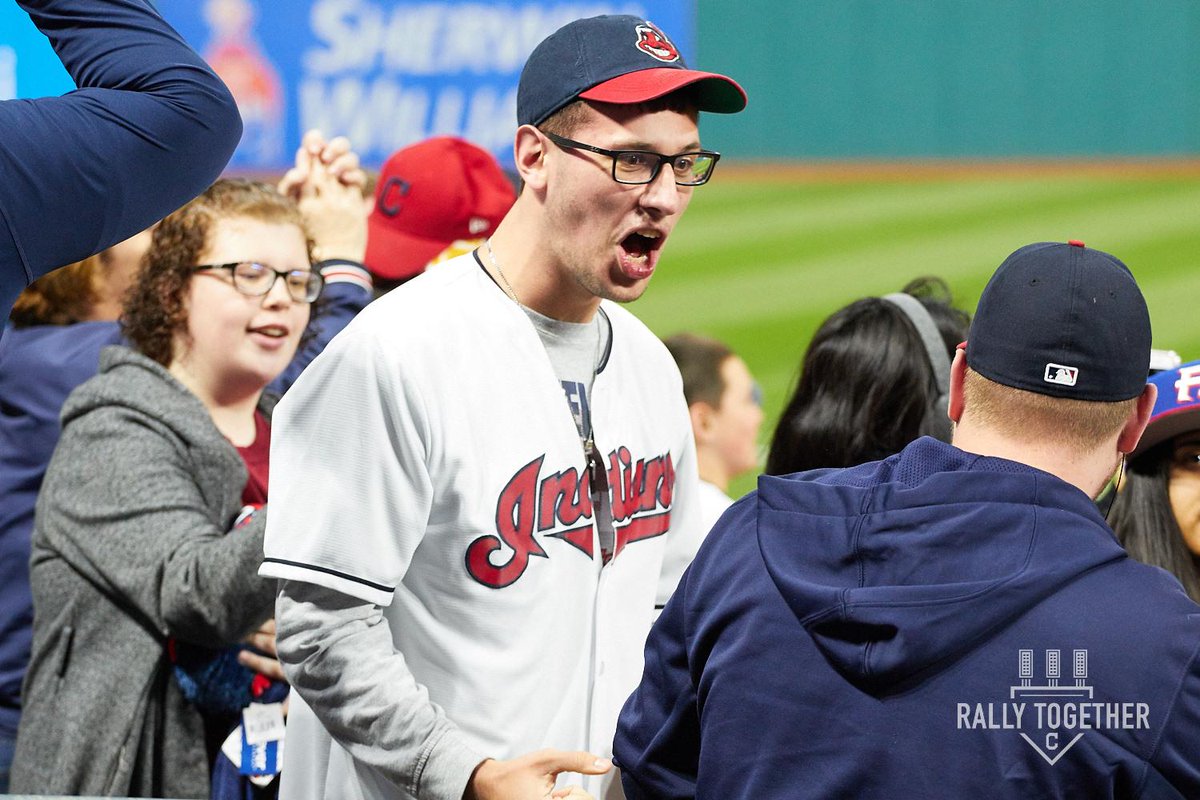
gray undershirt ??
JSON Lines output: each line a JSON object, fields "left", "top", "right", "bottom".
{"left": 522, "top": 305, "right": 616, "bottom": 560}
{"left": 521, "top": 305, "right": 606, "bottom": 441}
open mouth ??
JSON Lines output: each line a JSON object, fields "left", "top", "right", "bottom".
{"left": 249, "top": 324, "right": 289, "bottom": 340}
{"left": 618, "top": 230, "right": 664, "bottom": 279}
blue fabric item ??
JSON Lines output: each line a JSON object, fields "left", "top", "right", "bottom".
{"left": 211, "top": 750, "right": 278, "bottom": 800}
{"left": 616, "top": 436, "right": 1200, "bottom": 799}
{"left": 0, "top": 321, "right": 122, "bottom": 736}
{"left": 0, "top": 724, "right": 13, "bottom": 793}
{"left": 172, "top": 639, "right": 289, "bottom": 715}
{"left": 0, "top": 279, "right": 366, "bottom": 738}
{"left": 172, "top": 644, "right": 259, "bottom": 717}
{"left": 0, "top": 0, "right": 242, "bottom": 319}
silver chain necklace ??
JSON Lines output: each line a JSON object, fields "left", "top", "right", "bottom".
{"left": 484, "top": 238, "right": 523, "bottom": 308}
{"left": 484, "top": 237, "right": 605, "bottom": 375}
{"left": 483, "top": 237, "right": 611, "bottom": 555}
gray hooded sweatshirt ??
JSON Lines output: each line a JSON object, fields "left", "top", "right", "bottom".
{"left": 11, "top": 345, "right": 276, "bottom": 797}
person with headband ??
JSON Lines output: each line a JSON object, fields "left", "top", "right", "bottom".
{"left": 617, "top": 241, "right": 1200, "bottom": 798}
{"left": 765, "top": 277, "right": 968, "bottom": 475}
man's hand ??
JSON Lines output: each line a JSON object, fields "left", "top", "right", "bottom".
{"left": 464, "top": 749, "right": 612, "bottom": 800}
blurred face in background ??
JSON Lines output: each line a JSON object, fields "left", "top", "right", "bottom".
{"left": 707, "top": 355, "right": 764, "bottom": 480}
{"left": 1168, "top": 432, "right": 1200, "bottom": 554}
{"left": 90, "top": 227, "right": 155, "bottom": 321}
{"left": 171, "top": 215, "right": 311, "bottom": 401}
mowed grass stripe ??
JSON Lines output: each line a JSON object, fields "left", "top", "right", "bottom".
{"left": 1131, "top": 230, "right": 1200, "bottom": 358}
{"left": 635, "top": 180, "right": 1200, "bottom": 332}
{"left": 661, "top": 180, "right": 1200, "bottom": 289}
{"left": 663, "top": 178, "right": 1195, "bottom": 274}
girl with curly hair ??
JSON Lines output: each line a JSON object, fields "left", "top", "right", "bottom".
{"left": 13, "top": 178, "right": 318, "bottom": 797}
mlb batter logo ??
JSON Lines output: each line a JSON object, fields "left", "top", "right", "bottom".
{"left": 635, "top": 23, "right": 680, "bottom": 63}
{"left": 1044, "top": 363, "right": 1078, "bottom": 387}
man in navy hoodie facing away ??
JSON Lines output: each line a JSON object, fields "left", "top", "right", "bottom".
{"left": 616, "top": 240, "right": 1200, "bottom": 798}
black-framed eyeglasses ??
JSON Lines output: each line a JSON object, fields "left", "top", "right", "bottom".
{"left": 542, "top": 131, "right": 720, "bottom": 186}
{"left": 192, "top": 262, "right": 323, "bottom": 304}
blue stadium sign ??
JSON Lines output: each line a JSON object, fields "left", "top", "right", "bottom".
{"left": 1, "top": 1, "right": 695, "bottom": 169}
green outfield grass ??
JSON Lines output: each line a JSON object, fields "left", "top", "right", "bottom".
{"left": 629, "top": 170, "right": 1200, "bottom": 499}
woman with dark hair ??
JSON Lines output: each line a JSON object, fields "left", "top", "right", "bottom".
{"left": 11, "top": 178, "right": 317, "bottom": 797}
{"left": 1109, "top": 360, "right": 1200, "bottom": 602}
{"left": 765, "top": 277, "right": 970, "bottom": 475}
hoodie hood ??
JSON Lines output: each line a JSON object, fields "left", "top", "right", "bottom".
{"left": 757, "top": 436, "right": 1125, "bottom": 695}
{"left": 58, "top": 346, "right": 277, "bottom": 517}
{"left": 62, "top": 345, "right": 275, "bottom": 435}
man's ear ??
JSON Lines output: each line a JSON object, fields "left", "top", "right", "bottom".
{"left": 1117, "top": 383, "right": 1158, "bottom": 455}
{"left": 689, "top": 402, "right": 717, "bottom": 445}
{"left": 513, "top": 125, "right": 549, "bottom": 193}
{"left": 947, "top": 348, "right": 967, "bottom": 423}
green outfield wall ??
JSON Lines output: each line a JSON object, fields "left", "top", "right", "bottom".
{"left": 695, "top": 0, "right": 1200, "bottom": 159}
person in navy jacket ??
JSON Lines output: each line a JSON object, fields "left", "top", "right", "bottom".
{"left": 1, "top": 0, "right": 244, "bottom": 320}
{"left": 616, "top": 241, "right": 1200, "bottom": 799}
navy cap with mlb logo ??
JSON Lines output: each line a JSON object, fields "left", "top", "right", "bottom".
{"left": 517, "top": 14, "right": 747, "bottom": 127}
{"left": 966, "top": 240, "right": 1152, "bottom": 402}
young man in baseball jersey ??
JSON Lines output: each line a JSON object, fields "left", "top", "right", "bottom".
{"left": 616, "top": 242, "right": 1200, "bottom": 798}
{"left": 259, "top": 15, "right": 746, "bottom": 800}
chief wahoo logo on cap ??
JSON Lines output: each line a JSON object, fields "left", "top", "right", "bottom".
{"left": 635, "top": 23, "right": 680, "bottom": 63}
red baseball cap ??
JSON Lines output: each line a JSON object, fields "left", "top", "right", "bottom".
{"left": 365, "top": 137, "right": 517, "bottom": 281}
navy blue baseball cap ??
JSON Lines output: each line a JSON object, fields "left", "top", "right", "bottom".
{"left": 1131, "top": 360, "right": 1200, "bottom": 457}
{"left": 966, "top": 240, "right": 1152, "bottom": 402}
{"left": 517, "top": 15, "right": 747, "bottom": 127}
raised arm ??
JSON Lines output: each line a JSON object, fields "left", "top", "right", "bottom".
{"left": 1, "top": 0, "right": 242, "bottom": 315}
{"left": 269, "top": 130, "right": 372, "bottom": 395}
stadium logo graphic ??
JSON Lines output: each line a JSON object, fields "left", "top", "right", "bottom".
{"left": 634, "top": 23, "right": 680, "bottom": 63}
{"left": 957, "top": 649, "right": 1149, "bottom": 765}
{"left": 1044, "top": 363, "right": 1079, "bottom": 387}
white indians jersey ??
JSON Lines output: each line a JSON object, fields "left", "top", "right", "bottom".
{"left": 260, "top": 254, "right": 704, "bottom": 799}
